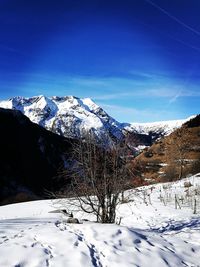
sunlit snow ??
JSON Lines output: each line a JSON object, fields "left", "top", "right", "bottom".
{"left": 0, "top": 174, "right": 200, "bottom": 267}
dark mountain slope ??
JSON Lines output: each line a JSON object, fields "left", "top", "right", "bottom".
{"left": 0, "top": 108, "right": 72, "bottom": 204}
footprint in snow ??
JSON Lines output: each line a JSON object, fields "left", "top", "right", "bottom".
{"left": 112, "top": 229, "right": 122, "bottom": 238}
{"left": 31, "top": 242, "right": 38, "bottom": 247}
{"left": 133, "top": 239, "right": 141, "bottom": 244}
{"left": 163, "top": 246, "right": 175, "bottom": 253}
{"left": 146, "top": 240, "right": 155, "bottom": 247}
{"left": 161, "top": 257, "right": 170, "bottom": 266}
{"left": 135, "top": 247, "right": 141, "bottom": 252}
{"left": 43, "top": 247, "right": 53, "bottom": 258}
{"left": 74, "top": 240, "right": 79, "bottom": 247}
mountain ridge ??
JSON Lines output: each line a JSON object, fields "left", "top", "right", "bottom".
{"left": 123, "top": 115, "right": 196, "bottom": 141}
{"left": 0, "top": 95, "right": 123, "bottom": 144}
{"left": 0, "top": 95, "right": 195, "bottom": 145}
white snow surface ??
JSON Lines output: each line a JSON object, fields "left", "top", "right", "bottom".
{"left": 0, "top": 95, "right": 103, "bottom": 130}
{"left": 0, "top": 174, "right": 200, "bottom": 267}
{"left": 0, "top": 95, "right": 122, "bottom": 141}
{"left": 125, "top": 116, "right": 196, "bottom": 136}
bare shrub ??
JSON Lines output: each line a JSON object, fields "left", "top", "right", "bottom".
{"left": 162, "top": 165, "right": 178, "bottom": 182}
{"left": 57, "top": 132, "right": 136, "bottom": 223}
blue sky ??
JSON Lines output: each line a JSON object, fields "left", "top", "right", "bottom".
{"left": 0, "top": 0, "right": 200, "bottom": 122}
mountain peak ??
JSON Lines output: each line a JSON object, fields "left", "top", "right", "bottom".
{"left": 0, "top": 95, "right": 123, "bottom": 143}
{"left": 0, "top": 95, "right": 195, "bottom": 145}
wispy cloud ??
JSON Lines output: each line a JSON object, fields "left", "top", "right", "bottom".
{"left": 100, "top": 103, "right": 180, "bottom": 123}
{"left": 168, "top": 89, "right": 200, "bottom": 103}
{"left": 5, "top": 72, "right": 200, "bottom": 103}
{"left": 101, "top": 104, "right": 143, "bottom": 114}
{"left": 2, "top": 72, "right": 198, "bottom": 123}
{"left": 93, "top": 92, "right": 133, "bottom": 100}
{"left": 168, "top": 90, "right": 182, "bottom": 103}
{"left": 94, "top": 86, "right": 200, "bottom": 101}
{"left": 100, "top": 103, "right": 162, "bottom": 122}
{"left": 128, "top": 70, "right": 156, "bottom": 79}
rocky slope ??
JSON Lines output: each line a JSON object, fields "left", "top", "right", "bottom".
{"left": 134, "top": 114, "right": 200, "bottom": 183}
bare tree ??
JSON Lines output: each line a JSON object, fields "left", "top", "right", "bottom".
{"left": 58, "top": 131, "right": 135, "bottom": 223}
{"left": 165, "top": 127, "right": 190, "bottom": 180}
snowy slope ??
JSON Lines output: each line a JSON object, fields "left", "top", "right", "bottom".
{"left": 0, "top": 95, "right": 123, "bottom": 144}
{"left": 124, "top": 116, "right": 195, "bottom": 136}
{"left": 0, "top": 174, "right": 200, "bottom": 267}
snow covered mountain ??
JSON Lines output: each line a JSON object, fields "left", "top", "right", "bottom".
{"left": 0, "top": 95, "right": 123, "bottom": 144}
{"left": 0, "top": 95, "right": 194, "bottom": 144}
{"left": 123, "top": 116, "right": 195, "bottom": 141}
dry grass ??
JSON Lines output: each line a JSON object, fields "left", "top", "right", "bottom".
{"left": 132, "top": 122, "right": 200, "bottom": 184}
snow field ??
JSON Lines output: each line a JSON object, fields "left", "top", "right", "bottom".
{"left": 0, "top": 174, "right": 200, "bottom": 267}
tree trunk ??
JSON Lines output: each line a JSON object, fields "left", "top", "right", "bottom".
{"left": 178, "top": 163, "right": 183, "bottom": 180}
